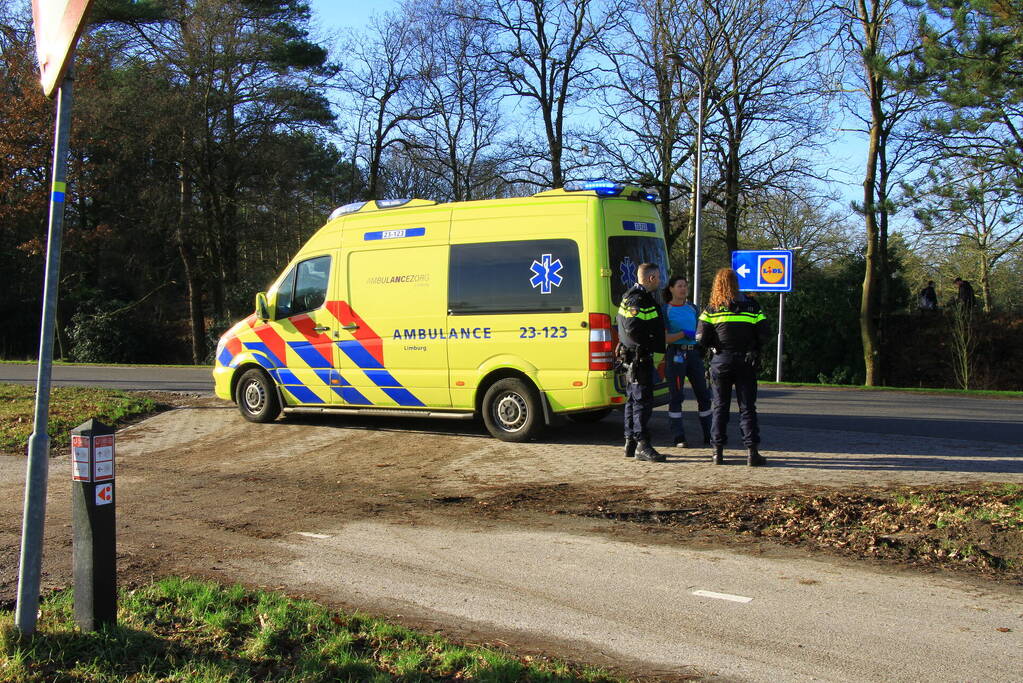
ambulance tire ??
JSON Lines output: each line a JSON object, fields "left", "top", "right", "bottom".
{"left": 567, "top": 408, "right": 612, "bottom": 423}
{"left": 236, "top": 368, "right": 281, "bottom": 423}
{"left": 482, "top": 378, "right": 543, "bottom": 442}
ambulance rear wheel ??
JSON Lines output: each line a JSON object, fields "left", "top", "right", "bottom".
{"left": 482, "top": 378, "right": 543, "bottom": 442}
{"left": 236, "top": 368, "right": 281, "bottom": 423}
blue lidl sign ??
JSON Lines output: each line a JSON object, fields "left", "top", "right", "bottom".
{"left": 731, "top": 250, "right": 793, "bottom": 292}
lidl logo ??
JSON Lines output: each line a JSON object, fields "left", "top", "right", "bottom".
{"left": 760, "top": 258, "right": 785, "bottom": 284}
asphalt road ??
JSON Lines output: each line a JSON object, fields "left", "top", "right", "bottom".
{"left": 0, "top": 363, "right": 213, "bottom": 393}
{"left": 2, "top": 363, "right": 1020, "bottom": 445}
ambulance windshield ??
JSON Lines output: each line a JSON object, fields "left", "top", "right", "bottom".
{"left": 608, "top": 236, "right": 670, "bottom": 305}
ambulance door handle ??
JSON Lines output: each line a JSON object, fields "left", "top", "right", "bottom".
{"left": 313, "top": 325, "right": 330, "bottom": 333}
{"left": 341, "top": 323, "right": 359, "bottom": 331}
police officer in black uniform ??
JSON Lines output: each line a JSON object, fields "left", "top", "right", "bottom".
{"left": 617, "top": 262, "right": 666, "bottom": 462}
{"left": 696, "top": 267, "right": 771, "bottom": 466}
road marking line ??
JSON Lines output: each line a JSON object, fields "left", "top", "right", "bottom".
{"left": 692, "top": 590, "right": 753, "bottom": 603}
{"left": 295, "top": 532, "right": 331, "bottom": 539}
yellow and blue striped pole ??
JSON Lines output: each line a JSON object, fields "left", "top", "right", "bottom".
{"left": 16, "top": 66, "right": 74, "bottom": 635}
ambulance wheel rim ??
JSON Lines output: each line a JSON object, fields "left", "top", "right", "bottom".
{"left": 242, "top": 380, "right": 266, "bottom": 414}
{"left": 493, "top": 392, "right": 527, "bottom": 432}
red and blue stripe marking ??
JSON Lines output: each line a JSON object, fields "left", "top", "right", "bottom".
{"left": 218, "top": 301, "right": 422, "bottom": 407}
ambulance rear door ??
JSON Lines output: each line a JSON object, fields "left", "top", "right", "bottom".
{"left": 601, "top": 201, "right": 670, "bottom": 392}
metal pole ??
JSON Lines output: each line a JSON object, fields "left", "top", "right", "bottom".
{"left": 775, "top": 292, "right": 785, "bottom": 383}
{"left": 16, "top": 67, "right": 74, "bottom": 635}
{"left": 691, "top": 77, "right": 704, "bottom": 307}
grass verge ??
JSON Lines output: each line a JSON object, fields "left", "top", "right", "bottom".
{"left": 0, "top": 385, "right": 157, "bottom": 455}
{"left": 0, "top": 577, "right": 621, "bottom": 682}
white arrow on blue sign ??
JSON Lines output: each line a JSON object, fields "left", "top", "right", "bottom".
{"left": 731, "top": 250, "right": 793, "bottom": 292}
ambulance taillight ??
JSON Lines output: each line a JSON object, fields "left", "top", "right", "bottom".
{"left": 589, "top": 313, "right": 613, "bottom": 370}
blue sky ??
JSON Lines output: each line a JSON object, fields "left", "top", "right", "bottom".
{"left": 308, "top": 0, "right": 400, "bottom": 32}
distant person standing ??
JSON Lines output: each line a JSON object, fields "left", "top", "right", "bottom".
{"left": 662, "top": 275, "right": 712, "bottom": 448}
{"left": 617, "top": 262, "right": 666, "bottom": 462}
{"left": 953, "top": 277, "right": 976, "bottom": 310}
{"left": 918, "top": 280, "right": 938, "bottom": 311}
{"left": 696, "top": 268, "right": 771, "bottom": 467}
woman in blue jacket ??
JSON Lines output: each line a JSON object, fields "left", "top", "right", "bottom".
{"left": 662, "top": 275, "right": 712, "bottom": 447}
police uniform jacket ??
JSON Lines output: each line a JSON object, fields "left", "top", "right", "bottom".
{"left": 696, "top": 294, "right": 769, "bottom": 353}
{"left": 617, "top": 283, "right": 666, "bottom": 355}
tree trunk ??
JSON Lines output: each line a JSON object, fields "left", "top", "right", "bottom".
{"left": 876, "top": 152, "right": 890, "bottom": 384}
{"left": 177, "top": 159, "right": 205, "bottom": 365}
{"left": 723, "top": 140, "right": 740, "bottom": 254}
{"left": 857, "top": 0, "right": 884, "bottom": 387}
{"left": 980, "top": 257, "right": 992, "bottom": 312}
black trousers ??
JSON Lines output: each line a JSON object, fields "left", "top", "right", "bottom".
{"left": 709, "top": 351, "right": 760, "bottom": 447}
{"left": 623, "top": 356, "right": 654, "bottom": 442}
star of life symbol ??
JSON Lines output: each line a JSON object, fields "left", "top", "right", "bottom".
{"left": 620, "top": 256, "right": 637, "bottom": 286}
{"left": 529, "top": 253, "right": 564, "bottom": 294}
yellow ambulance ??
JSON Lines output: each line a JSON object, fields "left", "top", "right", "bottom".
{"left": 213, "top": 181, "right": 670, "bottom": 441}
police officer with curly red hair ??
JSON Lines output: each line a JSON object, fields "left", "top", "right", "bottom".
{"left": 696, "top": 267, "right": 771, "bottom": 466}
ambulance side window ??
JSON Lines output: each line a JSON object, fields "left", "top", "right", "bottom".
{"left": 275, "top": 255, "right": 330, "bottom": 319}
{"left": 449, "top": 239, "right": 582, "bottom": 315}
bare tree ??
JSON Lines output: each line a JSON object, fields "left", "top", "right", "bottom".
{"left": 334, "top": 10, "right": 430, "bottom": 199}
{"left": 398, "top": 0, "right": 509, "bottom": 201}
{"left": 589, "top": 0, "right": 726, "bottom": 263}
{"left": 741, "top": 186, "right": 859, "bottom": 268}
{"left": 468, "top": 0, "right": 623, "bottom": 188}
{"left": 708, "top": 0, "right": 834, "bottom": 255}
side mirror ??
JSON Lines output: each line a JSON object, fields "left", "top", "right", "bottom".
{"left": 255, "top": 292, "right": 270, "bottom": 321}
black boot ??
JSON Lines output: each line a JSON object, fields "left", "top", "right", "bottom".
{"left": 624, "top": 439, "right": 637, "bottom": 458}
{"left": 700, "top": 415, "right": 712, "bottom": 445}
{"left": 636, "top": 441, "right": 666, "bottom": 462}
{"left": 711, "top": 445, "right": 724, "bottom": 465}
{"left": 747, "top": 446, "right": 766, "bottom": 467}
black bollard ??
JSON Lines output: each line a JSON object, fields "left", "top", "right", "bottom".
{"left": 71, "top": 419, "right": 116, "bottom": 630}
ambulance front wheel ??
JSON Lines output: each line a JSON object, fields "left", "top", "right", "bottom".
{"left": 236, "top": 368, "right": 281, "bottom": 423}
{"left": 482, "top": 378, "right": 544, "bottom": 442}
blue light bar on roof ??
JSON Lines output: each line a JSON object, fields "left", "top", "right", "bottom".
{"left": 562, "top": 179, "right": 659, "bottom": 203}
{"left": 564, "top": 179, "right": 626, "bottom": 196}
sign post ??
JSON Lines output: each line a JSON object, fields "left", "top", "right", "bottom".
{"left": 71, "top": 419, "right": 117, "bottom": 631}
{"left": 731, "top": 250, "right": 794, "bottom": 382}
{"left": 17, "top": 0, "right": 95, "bottom": 635}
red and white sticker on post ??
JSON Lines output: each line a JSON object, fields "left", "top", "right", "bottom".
{"left": 95, "top": 483, "right": 113, "bottom": 506}
{"left": 93, "top": 434, "right": 114, "bottom": 481}
{"left": 71, "top": 434, "right": 91, "bottom": 481}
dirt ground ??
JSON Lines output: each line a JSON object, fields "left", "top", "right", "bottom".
{"left": 1, "top": 393, "right": 1021, "bottom": 679}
